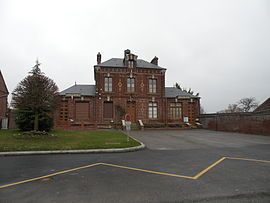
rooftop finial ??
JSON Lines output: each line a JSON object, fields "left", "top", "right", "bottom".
{"left": 33, "top": 58, "right": 41, "bottom": 69}
{"left": 97, "top": 52, "right": 101, "bottom": 64}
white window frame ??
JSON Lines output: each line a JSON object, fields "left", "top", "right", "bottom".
{"left": 148, "top": 102, "right": 158, "bottom": 119}
{"left": 127, "top": 77, "right": 135, "bottom": 93}
{"left": 149, "top": 79, "right": 157, "bottom": 93}
{"left": 104, "top": 77, "right": 112, "bottom": 92}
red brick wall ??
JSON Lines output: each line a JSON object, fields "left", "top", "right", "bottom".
{"left": 0, "top": 96, "right": 7, "bottom": 119}
{"left": 54, "top": 96, "right": 96, "bottom": 130}
{"left": 94, "top": 66, "right": 166, "bottom": 124}
{"left": 54, "top": 64, "right": 201, "bottom": 129}
{"left": 166, "top": 98, "right": 200, "bottom": 124}
{"left": 200, "top": 112, "right": 270, "bottom": 135}
{"left": 0, "top": 71, "right": 8, "bottom": 121}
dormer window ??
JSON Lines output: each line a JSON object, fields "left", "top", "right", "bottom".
{"left": 128, "top": 60, "right": 134, "bottom": 68}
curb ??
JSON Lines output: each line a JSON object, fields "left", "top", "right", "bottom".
{"left": 0, "top": 133, "right": 146, "bottom": 156}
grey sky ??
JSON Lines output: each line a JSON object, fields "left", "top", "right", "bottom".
{"left": 0, "top": 0, "right": 269, "bottom": 113}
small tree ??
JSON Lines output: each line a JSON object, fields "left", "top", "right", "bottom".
{"left": 200, "top": 106, "right": 205, "bottom": 114}
{"left": 12, "top": 60, "right": 59, "bottom": 131}
{"left": 115, "top": 105, "right": 126, "bottom": 123}
{"left": 238, "top": 97, "right": 258, "bottom": 112}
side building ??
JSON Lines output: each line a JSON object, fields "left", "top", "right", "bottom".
{"left": 0, "top": 70, "right": 9, "bottom": 129}
{"left": 55, "top": 50, "right": 200, "bottom": 129}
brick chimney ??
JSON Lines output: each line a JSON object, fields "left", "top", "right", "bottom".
{"left": 151, "top": 56, "right": 158, "bottom": 65}
{"left": 124, "top": 49, "right": 130, "bottom": 60}
{"left": 97, "top": 52, "right": 101, "bottom": 64}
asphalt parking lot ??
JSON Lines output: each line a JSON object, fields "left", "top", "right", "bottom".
{"left": 0, "top": 129, "right": 270, "bottom": 203}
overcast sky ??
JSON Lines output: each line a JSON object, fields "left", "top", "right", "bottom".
{"left": 0, "top": 0, "right": 269, "bottom": 113}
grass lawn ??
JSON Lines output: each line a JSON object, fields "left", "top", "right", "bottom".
{"left": 0, "top": 130, "right": 140, "bottom": 152}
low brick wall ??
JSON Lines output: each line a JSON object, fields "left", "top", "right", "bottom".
{"left": 199, "top": 112, "right": 270, "bottom": 136}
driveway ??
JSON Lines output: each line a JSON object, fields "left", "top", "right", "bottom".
{"left": 130, "top": 129, "right": 270, "bottom": 150}
{"left": 1, "top": 129, "right": 270, "bottom": 202}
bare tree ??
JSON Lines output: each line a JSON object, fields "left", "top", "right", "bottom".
{"left": 238, "top": 97, "right": 258, "bottom": 112}
{"left": 218, "top": 104, "right": 241, "bottom": 113}
{"left": 219, "top": 97, "right": 259, "bottom": 113}
{"left": 225, "top": 104, "right": 242, "bottom": 113}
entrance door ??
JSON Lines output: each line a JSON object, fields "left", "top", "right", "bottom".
{"left": 103, "top": 102, "right": 113, "bottom": 119}
{"left": 126, "top": 102, "right": 136, "bottom": 122}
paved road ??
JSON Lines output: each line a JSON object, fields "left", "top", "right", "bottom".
{"left": 130, "top": 129, "right": 270, "bottom": 150}
{"left": 0, "top": 129, "right": 270, "bottom": 202}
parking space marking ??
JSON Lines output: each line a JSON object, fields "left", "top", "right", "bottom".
{"left": 0, "top": 162, "right": 102, "bottom": 189}
{"left": 100, "top": 162, "right": 195, "bottom": 179}
{"left": 226, "top": 157, "right": 270, "bottom": 163}
{"left": 0, "top": 157, "right": 269, "bottom": 189}
{"left": 193, "top": 157, "right": 226, "bottom": 179}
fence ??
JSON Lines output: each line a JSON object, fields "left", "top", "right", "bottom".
{"left": 199, "top": 112, "right": 270, "bottom": 136}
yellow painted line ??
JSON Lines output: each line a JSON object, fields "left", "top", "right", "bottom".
{"left": 100, "top": 163, "right": 195, "bottom": 180}
{"left": 193, "top": 157, "right": 227, "bottom": 179}
{"left": 1, "top": 157, "right": 270, "bottom": 189}
{"left": 226, "top": 157, "right": 270, "bottom": 163}
{"left": 0, "top": 162, "right": 102, "bottom": 189}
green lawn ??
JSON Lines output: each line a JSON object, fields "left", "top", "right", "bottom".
{"left": 0, "top": 130, "right": 140, "bottom": 152}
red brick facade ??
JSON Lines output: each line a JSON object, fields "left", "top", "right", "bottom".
{"left": 55, "top": 50, "right": 200, "bottom": 129}
{"left": 0, "top": 71, "right": 8, "bottom": 125}
{"left": 199, "top": 112, "right": 270, "bottom": 136}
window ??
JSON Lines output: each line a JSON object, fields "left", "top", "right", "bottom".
{"left": 59, "top": 101, "right": 68, "bottom": 121}
{"left": 104, "top": 77, "right": 112, "bottom": 92}
{"left": 149, "top": 79, "right": 157, "bottom": 93}
{"left": 75, "top": 102, "right": 89, "bottom": 120}
{"left": 169, "top": 102, "right": 182, "bottom": 119}
{"left": 127, "top": 78, "right": 135, "bottom": 92}
{"left": 128, "top": 61, "right": 134, "bottom": 68}
{"left": 148, "top": 102, "right": 158, "bottom": 119}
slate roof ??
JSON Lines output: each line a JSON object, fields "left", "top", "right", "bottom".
{"left": 60, "top": 85, "right": 96, "bottom": 96}
{"left": 165, "top": 87, "right": 199, "bottom": 98}
{"left": 254, "top": 98, "right": 270, "bottom": 113}
{"left": 96, "top": 58, "right": 165, "bottom": 69}
{"left": 60, "top": 85, "right": 198, "bottom": 99}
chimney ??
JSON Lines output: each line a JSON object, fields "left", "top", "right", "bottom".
{"left": 97, "top": 52, "right": 101, "bottom": 64}
{"left": 124, "top": 49, "right": 131, "bottom": 60}
{"left": 151, "top": 56, "right": 158, "bottom": 65}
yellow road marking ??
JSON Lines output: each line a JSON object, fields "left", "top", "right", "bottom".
{"left": 193, "top": 157, "right": 226, "bottom": 179}
{"left": 0, "top": 157, "right": 269, "bottom": 189}
{"left": 0, "top": 162, "right": 102, "bottom": 189}
{"left": 226, "top": 157, "right": 270, "bottom": 163}
{"left": 100, "top": 162, "right": 195, "bottom": 180}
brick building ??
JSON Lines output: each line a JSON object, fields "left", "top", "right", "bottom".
{"left": 0, "top": 71, "right": 9, "bottom": 128}
{"left": 254, "top": 98, "right": 270, "bottom": 113}
{"left": 55, "top": 50, "right": 200, "bottom": 129}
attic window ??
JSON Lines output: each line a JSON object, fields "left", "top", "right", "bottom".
{"left": 128, "top": 60, "right": 134, "bottom": 68}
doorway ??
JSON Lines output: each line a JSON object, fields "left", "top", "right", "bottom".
{"left": 126, "top": 101, "right": 136, "bottom": 122}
